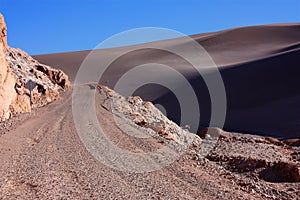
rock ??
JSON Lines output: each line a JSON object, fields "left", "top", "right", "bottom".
{"left": 0, "top": 13, "right": 70, "bottom": 121}
{"left": 6, "top": 47, "right": 70, "bottom": 109}
{"left": 198, "top": 127, "right": 209, "bottom": 139}
{"left": 96, "top": 84, "right": 201, "bottom": 151}
{"left": 0, "top": 13, "right": 17, "bottom": 121}
{"left": 259, "top": 162, "right": 300, "bottom": 182}
{"left": 264, "top": 137, "right": 283, "bottom": 146}
{"left": 198, "top": 127, "right": 225, "bottom": 139}
{"left": 283, "top": 139, "right": 300, "bottom": 147}
{"left": 34, "top": 65, "right": 70, "bottom": 89}
{"left": 0, "top": 13, "right": 7, "bottom": 49}
{"left": 9, "top": 94, "right": 31, "bottom": 114}
{"left": 233, "top": 157, "right": 267, "bottom": 172}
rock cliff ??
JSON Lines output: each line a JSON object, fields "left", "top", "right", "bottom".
{"left": 0, "top": 13, "right": 70, "bottom": 121}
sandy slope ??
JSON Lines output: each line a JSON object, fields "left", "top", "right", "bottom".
{"left": 0, "top": 90, "right": 255, "bottom": 199}
{"left": 0, "top": 89, "right": 298, "bottom": 199}
{"left": 0, "top": 23, "right": 299, "bottom": 199}
{"left": 34, "top": 23, "right": 300, "bottom": 139}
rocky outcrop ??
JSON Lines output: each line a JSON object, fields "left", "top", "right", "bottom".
{"left": 0, "top": 14, "right": 7, "bottom": 50}
{"left": 92, "top": 83, "right": 202, "bottom": 151}
{"left": 203, "top": 127, "right": 300, "bottom": 183}
{"left": 91, "top": 83, "right": 300, "bottom": 185}
{"left": 6, "top": 47, "right": 70, "bottom": 109}
{"left": 0, "top": 13, "right": 17, "bottom": 120}
{"left": 0, "top": 13, "right": 70, "bottom": 121}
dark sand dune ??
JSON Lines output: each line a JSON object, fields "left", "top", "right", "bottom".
{"left": 2, "top": 24, "right": 299, "bottom": 199}
{"left": 34, "top": 23, "right": 300, "bottom": 139}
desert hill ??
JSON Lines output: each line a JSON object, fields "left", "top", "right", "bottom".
{"left": 0, "top": 14, "right": 299, "bottom": 199}
{"left": 34, "top": 23, "right": 300, "bottom": 139}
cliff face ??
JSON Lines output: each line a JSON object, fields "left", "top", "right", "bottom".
{"left": 0, "top": 13, "right": 17, "bottom": 120}
{"left": 0, "top": 13, "right": 70, "bottom": 121}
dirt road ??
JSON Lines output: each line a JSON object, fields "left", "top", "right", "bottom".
{"left": 0, "top": 88, "right": 271, "bottom": 200}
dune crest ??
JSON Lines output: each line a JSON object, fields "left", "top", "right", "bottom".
{"left": 34, "top": 23, "right": 300, "bottom": 139}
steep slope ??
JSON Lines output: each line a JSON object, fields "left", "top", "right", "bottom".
{"left": 34, "top": 23, "right": 300, "bottom": 139}
{"left": 0, "top": 13, "right": 70, "bottom": 121}
{"left": 0, "top": 13, "right": 17, "bottom": 120}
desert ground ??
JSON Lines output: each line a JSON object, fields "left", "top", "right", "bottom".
{"left": 0, "top": 21, "right": 299, "bottom": 199}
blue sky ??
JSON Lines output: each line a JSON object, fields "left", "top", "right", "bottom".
{"left": 1, "top": 0, "right": 299, "bottom": 55}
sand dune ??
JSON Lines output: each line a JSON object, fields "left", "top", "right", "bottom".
{"left": 34, "top": 23, "right": 300, "bottom": 139}
{"left": 1, "top": 23, "right": 299, "bottom": 199}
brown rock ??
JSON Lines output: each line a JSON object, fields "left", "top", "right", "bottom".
{"left": 98, "top": 85, "right": 202, "bottom": 149}
{"left": 260, "top": 162, "right": 300, "bottom": 182}
{"left": 0, "top": 13, "right": 17, "bottom": 121}
{"left": 9, "top": 95, "right": 31, "bottom": 114}
{"left": 0, "top": 13, "right": 71, "bottom": 121}
{"left": 34, "top": 65, "right": 70, "bottom": 89}
{"left": 283, "top": 139, "right": 300, "bottom": 147}
{"left": 198, "top": 127, "right": 209, "bottom": 138}
{"left": 0, "top": 13, "right": 7, "bottom": 49}
{"left": 264, "top": 136, "right": 283, "bottom": 146}
{"left": 0, "top": 13, "right": 8, "bottom": 83}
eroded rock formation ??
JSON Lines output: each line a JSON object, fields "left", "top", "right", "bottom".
{"left": 0, "top": 13, "right": 70, "bottom": 121}
{"left": 0, "top": 13, "right": 17, "bottom": 120}
{"left": 96, "top": 84, "right": 202, "bottom": 150}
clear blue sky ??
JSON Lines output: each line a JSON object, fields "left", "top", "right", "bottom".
{"left": 1, "top": 0, "right": 299, "bottom": 55}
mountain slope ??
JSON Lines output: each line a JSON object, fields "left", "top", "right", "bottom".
{"left": 34, "top": 23, "right": 300, "bottom": 139}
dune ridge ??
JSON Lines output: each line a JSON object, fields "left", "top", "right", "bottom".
{"left": 0, "top": 21, "right": 299, "bottom": 199}
{"left": 34, "top": 23, "right": 300, "bottom": 139}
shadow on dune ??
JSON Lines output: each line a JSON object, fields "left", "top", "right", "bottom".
{"left": 33, "top": 23, "right": 300, "bottom": 139}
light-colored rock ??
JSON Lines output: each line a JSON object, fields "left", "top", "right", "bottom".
{"left": 0, "top": 13, "right": 70, "bottom": 121}
{"left": 6, "top": 47, "right": 70, "bottom": 109}
{"left": 96, "top": 84, "right": 202, "bottom": 150}
{"left": 0, "top": 14, "right": 7, "bottom": 49}
{"left": 0, "top": 13, "right": 17, "bottom": 121}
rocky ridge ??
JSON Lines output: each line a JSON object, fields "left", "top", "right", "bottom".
{"left": 0, "top": 13, "right": 16, "bottom": 121}
{"left": 96, "top": 84, "right": 202, "bottom": 152}
{"left": 0, "top": 13, "right": 70, "bottom": 121}
{"left": 96, "top": 83, "right": 300, "bottom": 185}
